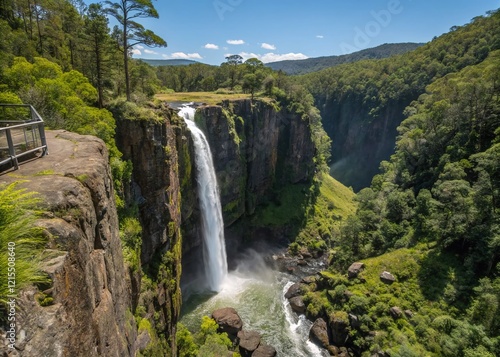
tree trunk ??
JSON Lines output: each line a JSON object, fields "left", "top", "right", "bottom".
{"left": 95, "top": 37, "right": 103, "bottom": 108}
{"left": 123, "top": 21, "right": 130, "bottom": 101}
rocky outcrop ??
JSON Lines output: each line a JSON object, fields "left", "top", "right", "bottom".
{"left": 0, "top": 131, "right": 135, "bottom": 356}
{"left": 284, "top": 282, "right": 303, "bottom": 299}
{"left": 252, "top": 344, "right": 277, "bottom": 357}
{"left": 211, "top": 307, "right": 276, "bottom": 356}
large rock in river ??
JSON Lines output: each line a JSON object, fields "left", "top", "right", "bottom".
{"left": 212, "top": 307, "right": 243, "bottom": 337}
{"left": 237, "top": 330, "right": 261, "bottom": 356}
{"left": 309, "top": 318, "right": 330, "bottom": 350}
{"left": 252, "top": 344, "right": 277, "bottom": 357}
{"left": 289, "top": 296, "right": 306, "bottom": 314}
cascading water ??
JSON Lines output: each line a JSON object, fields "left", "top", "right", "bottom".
{"left": 179, "top": 105, "right": 228, "bottom": 292}
{"left": 179, "top": 104, "right": 327, "bottom": 356}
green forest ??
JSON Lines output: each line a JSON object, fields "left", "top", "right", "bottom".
{"left": 1, "top": 0, "right": 500, "bottom": 356}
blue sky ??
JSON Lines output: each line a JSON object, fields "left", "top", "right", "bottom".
{"left": 85, "top": 0, "right": 499, "bottom": 65}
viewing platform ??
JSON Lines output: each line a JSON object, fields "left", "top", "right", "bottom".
{"left": 0, "top": 104, "right": 48, "bottom": 173}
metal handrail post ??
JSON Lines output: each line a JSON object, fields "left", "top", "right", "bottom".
{"left": 5, "top": 128, "right": 18, "bottom": 170}
{"left": 38, "top": 122, "right": 48, "bottom": 156}
{"left": 30, "top": 106, "right": 48, "bottom": 156}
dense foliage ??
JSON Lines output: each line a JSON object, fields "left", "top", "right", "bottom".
{"left": 266, "top": 43, "right": 422, "bottom": 75}
{"left": 308, "top": 36, "right": 500, "bottom": 357}
{"left": 300, "top": 10, "right": 500, "bottom": 190}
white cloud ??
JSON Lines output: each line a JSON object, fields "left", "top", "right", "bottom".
{"left": 144, "top": 49, "right": 158, "bottom": 55}
{"left": 204, "top": 43, "right": 219, "bottom": 50}
{"left": 261, "top": 53, "right": 308, "bottom": 63}
{"left": 316, "top": 35, "right": 324, "bottom": 39}
{"left": 170, "top": 52, "right": 203, "bottom": 60}
{"left": 227, "top": 39, "right": 245, "bottom": 45}
{"left": 135, "top": 45, "right": 145, "bottom": 49}
{"left": 234, "top": 52, "right": 308, "bottom": 63}
{"left": 261, "top": 43, "right": 276, "bottom": 50}
{"left": 130, "top": 49, "right": 141, "bottom": 56}
{"left": 236, "top": 52, "right": 260, "bottom": 61}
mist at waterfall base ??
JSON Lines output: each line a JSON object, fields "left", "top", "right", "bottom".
{"left": 179, "top": 105, "right": 328, "bottom": 356}
{"left": 181, "top": 250, "right": 328, "bottom": 357}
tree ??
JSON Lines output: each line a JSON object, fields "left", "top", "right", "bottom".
{"left": 104, "top": 0, "right": 166, "bottom": 101}
{"left": 222, "top": 54, "right": 242, "bottom": 90}
{"left": 242, "top": 72, "right": 263, "bottom": 99}
{"left": 83, "top": 3, "right": 112, "bottom": 108}
{"left": 244, "top": 57, "right": 264, "bottom": 71}
{"left": 225, "top": 54, "right": 242, "bottom": 65}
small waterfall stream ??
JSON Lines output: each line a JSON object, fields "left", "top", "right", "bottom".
{"left": 180, "top": 105, "right": 228, "bottom": 292}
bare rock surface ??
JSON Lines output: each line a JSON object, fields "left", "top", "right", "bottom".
{"left": 212, "top": 307, "right": 243, "bottom": 337}
{"left": 0, "top": 131, "right": 136, "bottom": 356}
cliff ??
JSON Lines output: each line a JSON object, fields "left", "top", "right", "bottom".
{"left": 196, "top": 99, "right": 316, "bottom": 226}
{"left": 0, "top": 131, "right": 136, "bottom": 356}
{"left": 182, "top": 99, "right": 317, "bottom": 256}
{"left": 320, "top": 95, "right": 409, "bottom": 191}
{"left": 115, "top": 104, "right": 184, "bottom": 356}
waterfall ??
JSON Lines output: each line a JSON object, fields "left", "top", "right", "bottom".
{"left": 179, "top": 105, "right": 228, "bottom": 292}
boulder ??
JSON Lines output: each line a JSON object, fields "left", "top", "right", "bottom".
{"left": 252, "top": 344, "right": 277, "bottom": 357}
{"left": 237, "top": 330, "right": 261, "bottom": 356}
{"left": 289, "top": 296, "right": 306, "bottom": 314}
{"left": 380, "top": 271, "right": 396, "bottom": 284}
{"left": 212, "top": 307, "right": 243, "bottom": 337}
{"left": 284, "top": 283, "right": 302, "bottom": 299}
{"left": 347, "top": 262, "right": 365, "bottom": 279}
{"left": 390, "top": 306, "right": 403, "bottom": 319}
{"left": 309, "top": 318, "right": 330, "bottom": 350}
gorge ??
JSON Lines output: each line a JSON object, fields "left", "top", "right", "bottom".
{"left": 0, "top": 97, "right": 328, "bottom": 356}
{"left": 2, "top": 7, "right": 499, "bottom": 356}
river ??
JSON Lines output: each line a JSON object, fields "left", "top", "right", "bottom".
{"left": 180, "top": 251, "right": 329, "bottom": 357}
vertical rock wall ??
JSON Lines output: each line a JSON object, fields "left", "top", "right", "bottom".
{"left": 0, "top": 131, "right": 136, "bottom": 356}
{"left": 115, "top": 107, "right": 184, "bottom": 356}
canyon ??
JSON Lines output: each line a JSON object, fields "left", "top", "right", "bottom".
{"left": 1, "top": 98, "right": 319, "bottom": 356}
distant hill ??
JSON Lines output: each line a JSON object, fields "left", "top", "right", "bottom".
{"left": 139, "top": 59, "right": 200, "bottom": 67}
{"left": 266, "top": 43, "right": 423, "bottom": 75}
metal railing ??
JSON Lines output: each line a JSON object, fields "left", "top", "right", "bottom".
{"left": 0, "top": 104, "right": 48, "bottom": 171}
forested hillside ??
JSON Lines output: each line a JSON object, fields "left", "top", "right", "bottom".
{"left": 301, "top": 10, "right": 500, "bottom": 190}
{"left": 297, "top": 29, "right": 500, "bottom": 357}
{"left": 266, "top": 43, "right": 422, "bottom": 75}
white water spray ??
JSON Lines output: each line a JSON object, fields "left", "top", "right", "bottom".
{"left": 179, "top": 105, "right": 228, "bottom": 292}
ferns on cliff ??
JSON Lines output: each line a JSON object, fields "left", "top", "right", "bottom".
{"left": 0, "top": 182, "right": 47, "bottom": 308}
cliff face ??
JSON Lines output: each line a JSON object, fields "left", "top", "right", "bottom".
{"left": 320, "top": 96, "right": 409, "bottom": 191}
{"left": 115, "top": 107, "right": 184, "bottom": 355}
{"left": 196, "top": 99, "right": 315, "bottom": 225}
{"left": 0, "top": 131, "right": 135, "bottom": 356}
